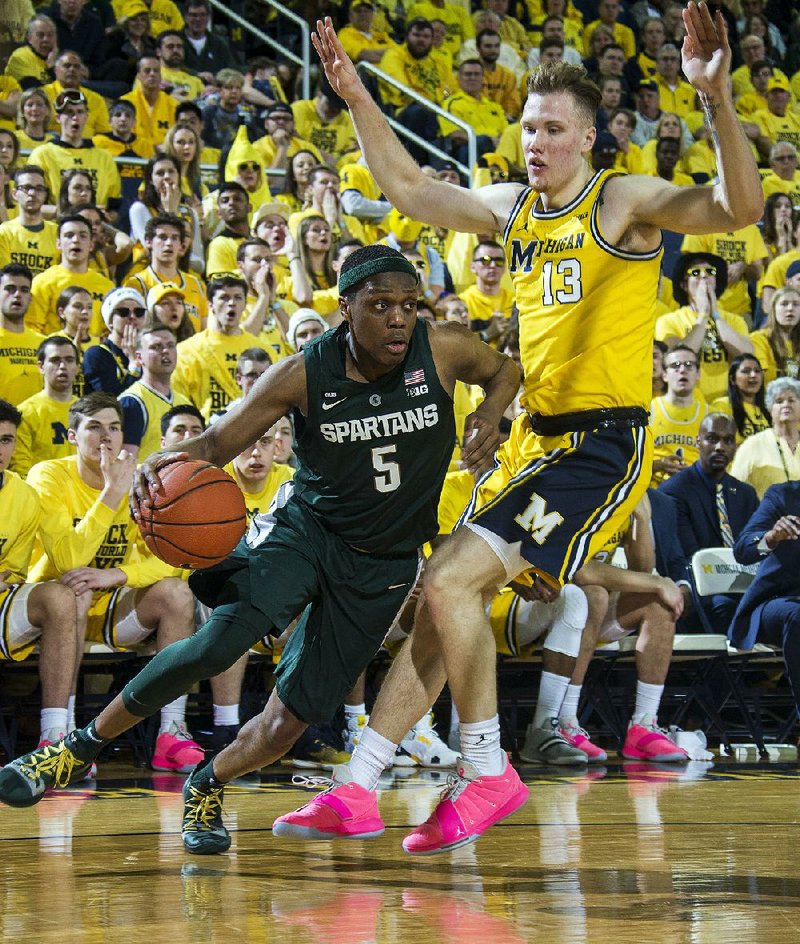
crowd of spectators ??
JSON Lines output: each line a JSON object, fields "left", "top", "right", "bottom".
{"left": 1, "top": 0, "right": 800, "bottom": 764}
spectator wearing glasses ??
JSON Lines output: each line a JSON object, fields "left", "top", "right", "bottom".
{"left": 710, "top": 353, "right": 772, "bottom": 443}
{"left": 735, "top": 59, "right": 774, "bottom": 121}
{"left": 650, "top": 343, "right": 709, "bottom": 487}
{"left": 26, "top": 215, "right": 114, "bottom": 338}
{"left": 653, "top": 43, "right": 694, "bottom": 121}
{"left": 82, "top": 287, "right": 147, "bottom": 396}
{"left": 0, "top": 166, "right": 57, "bottom": 277}
{"left": 753, "top": 76, "right": 800, "bottom": 164}
{"left": 461, "top": 240, "right": 513, "bottom": 348}
{"left": 657, "top": 253, "right": 753, "bottom": 402}
{"left": 762, "top": 141, "right": 800, "bottom": 209}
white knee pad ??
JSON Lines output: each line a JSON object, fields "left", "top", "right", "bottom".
{"left": 542, "top": 584, "right": 587, "bottom": 658}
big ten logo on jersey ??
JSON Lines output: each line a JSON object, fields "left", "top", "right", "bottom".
{"left": 94, "top": 522, "right": 129, "bottom": 568}
{"left": 514, "top": 492, "right": 564, "bottom": 546}
{"left": 50, "top": 421, "right": 69, "bottom": 445}
{"left": 404, "top": 367, "right": 428, "bottom": 398}
{"left": 60, "top": 165, "right": 98, "bottom": 189}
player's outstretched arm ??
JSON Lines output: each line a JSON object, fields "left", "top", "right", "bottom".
{"left": 131, "top": 356, "right": 307, "bottom": 507}
{"left": 312, "top": 17, "right": 521, "bottom": 235}
{"left": 609, "top": 3, "right": 762, "bottom": 238}
{"left": 428, "top": 321, "right": 520, "bottom": 473}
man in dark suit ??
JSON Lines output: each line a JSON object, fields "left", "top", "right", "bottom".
{"left": 731, "top": 482, "right": 800, "bottom": 717}
{"left": 660, "top": 413, "right": 759, "bottom": 632}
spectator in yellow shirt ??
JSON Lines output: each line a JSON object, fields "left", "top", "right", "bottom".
{"left": 438, "top": 59, "right": 509, "bottom": 166}
{"left": 157, "top": 30, "right": 206, "bottom": 102}
{"left": 476, "top": 28, "right": 521, "bottom": 119}
{"left": 583, "top": 0, "right": 636, "bottom": 60}
{"left": 753, "top": 76, "right": 800, "bottom": 163}
{"left": 653, "top": 43, "right": 695, "bottom": 120}
{"left": 290, "top": 78, "right": 358, "bottom": 165}
{"left": 120, "top": 56, "right": 178, "bottom": 147}
{"left": 4, "top": 14, "right": 57, "bottom": 88}
{"left": 41, "top": 52, "right": 111, "bottom": 138}
{"left": 762, "top": 141, "right": 800, "bottom": 208}
{"left": 338, "top": 0, "right": 397, "bottom": 65}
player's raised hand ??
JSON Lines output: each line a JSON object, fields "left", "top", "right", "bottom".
{"left": 681, "top": 2, "right": 731, "bottom": 96}
{"left": 130, "top": 450, "right": 190, "bottom": 511}
{"left": 312, "top": 17, "right": 366, "bottom": 104}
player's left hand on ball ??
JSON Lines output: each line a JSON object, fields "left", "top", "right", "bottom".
{"left": 461, "top": 412, "right": 501, "bottom": 475}
{"left": 131, "top": 450, "right": 190, "bottom": 508}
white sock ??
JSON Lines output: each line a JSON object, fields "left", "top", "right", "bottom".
{"left": 40, "top": 708, "right": 69, "bottom": 741}
{"left": 213, "top": 703, "right": 239, "bottom": 727}
{"left": 460, "top": 715, "right": 504, "bottom": 776}
{"left": 449, "top": 700, "right": 460, "bottom": 736}
{"left": 532, "top": 672, "right": 570, "bottom": 729}
{"left": 344, "top": 702, "right": 367, "bottom": 718}
{"left": 347, "top": 726, "right": 397, "bottom": 791}
{"left": 160, "top": 695, "right": 188, "bottom": 734}
{"left": 632, "top": 681, "right": 664, "bottom": 725}
{"left": 67, "top": 695, "right": 76, "bottom": 731}
{"left": 559, "top": 684, "right": 582, "bottom": 723}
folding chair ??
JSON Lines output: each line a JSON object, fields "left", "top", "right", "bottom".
{"left": 690, "top": 548, "right": 779, "bottom": 755}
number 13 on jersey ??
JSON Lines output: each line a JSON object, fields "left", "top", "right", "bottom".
{"left": 541, "top": 258, "right": 582, "bottom": 306}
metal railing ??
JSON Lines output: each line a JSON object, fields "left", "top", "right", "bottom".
{"left": 208, "top": 0, "right": 311, "bottom": 100}
{"left": 356, "top": 62, "right": 477, "bottom": 178}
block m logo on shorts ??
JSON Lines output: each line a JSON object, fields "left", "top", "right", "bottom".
{"left": 514, "top": 493, "right": 564, "bottom": 545}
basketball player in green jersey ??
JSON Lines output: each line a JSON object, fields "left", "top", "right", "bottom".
{"left": 266, "top": 3, "right": 763, "bottom": 856}
{"left": 0, "top": 246, "right": 520, "bottom": 850}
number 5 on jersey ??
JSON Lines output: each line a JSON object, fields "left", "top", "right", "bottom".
{"left": 372, "top": 445, "right": 401, "bottom": 492}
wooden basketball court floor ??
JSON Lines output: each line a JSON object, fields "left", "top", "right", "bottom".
{"left": 2, "top": 757, "right": 800, "bottom": 944}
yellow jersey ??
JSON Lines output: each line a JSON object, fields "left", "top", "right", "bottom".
{"left": 124, "top": 266, "right": 208, "bottom": 332}
{"left": 252, "top": 134, "right": 322, "bottom": 167}
{"left": 206, "top": 231, "right": 246, "bottom": 279}
{"left": 378, "top": 45, "right": 454, "bottom": 110}
{"left": 0, "top": 219, "right": 58, "bottom": 276}
{"left": 8, "top": 390, "right": 77, "bottom": 479}
{"left": 337, "top": 24, "right": 397, "bottom": 63}
{"left": 762, "top": 249, "right": 800, "bottom": 293}
{"left": 504, "top": 169, "right": 662, "bottom": 415}
{"left": 681, "top": 227, "right": 767, "bottom": 317}
{"left": 438, "top": 93, "right": 507, "bottom": 140}
{"left": 120, "top": 86, "right": 178, "bottom": 147}
{"left": 28, "top": 140, "right": 121, "bottom": 210}
{"left": 649, "top": 391, "right": 709, "bottom": 487}
{"left": 436, "top": 468, "right": 475, "bottom": 536}
{"left": 175, "top": 328, "right": 275, "bottom": 420}
{"left": 0, "top": 470, "right": 41, "bottom": 582}
{"left": 4, "top": 45, "right": 49, "bottom": 86}
{"left": 119, "top": 380, "right": 192, "bottom": 460}
{"left": 223, "top": 461, "right": 295, "bottom": 523}
{"left": 0, "top": 325, "right": 46, "bottom": 405}
{"left": 750, "top": 329, "right": 799, "bottom": 386}
{"left": 27, "top": 265, "right": 115, "bottom": 338}
{"left": 27, "top": 455, "right": 178, "bottom": 585}
{"left": 753, "top": 109, "right": 800, "bottom": 152}
{"left": 709, "top": 395, "right": 771, "bottom": 444}
{"left": 290, "top": 100, "right": 357, "bottom": 161}
{"left": 762, "top": 172, "right": 800, "bottom": 210}
{"left": 653, "top": 76, "right": 696, "bottom": 119}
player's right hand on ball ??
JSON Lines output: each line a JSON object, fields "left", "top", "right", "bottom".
{"left": 130, "top": 450, "right": 189, "bottom": 511}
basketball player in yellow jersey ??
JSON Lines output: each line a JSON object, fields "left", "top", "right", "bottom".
{"left": 284, "top": 4, "right": 764, "bottom": 854}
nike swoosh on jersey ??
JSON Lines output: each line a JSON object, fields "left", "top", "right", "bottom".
{"left": 321, "top": 398, "right": 347, "bottom": 410}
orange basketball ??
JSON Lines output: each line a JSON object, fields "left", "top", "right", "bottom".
{"left": 135, "top": 460, "right": 247, "bottom": 569}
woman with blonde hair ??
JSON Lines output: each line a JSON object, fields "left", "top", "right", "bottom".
{"left": 163, "top": 122, "right": 207, "bottom": 203}
{"left": 751, "top": 286, "right": 800, "bottom": 385}
{"left": 15, "top": 88, "right": 53, "bottom": 151}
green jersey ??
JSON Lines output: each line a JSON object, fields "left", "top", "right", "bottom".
{"left": 292, "top": 320, "right": 455, "bottom": 554}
